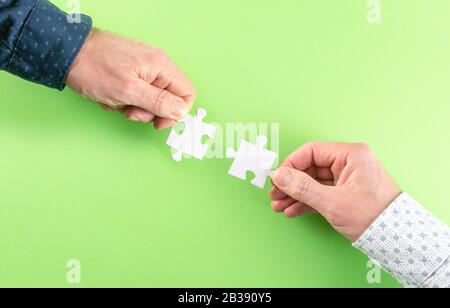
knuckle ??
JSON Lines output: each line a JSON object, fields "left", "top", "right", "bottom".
{"left": 143, "top": 48, "right": 168, "bottom": 63}
{"left": 154, "top": 48, "right": 169, "bottom": 60}
{"left": 303, "top": 141, "right": 318, "bottom": 150}
{"left": 137, "top": 41, "right": 147, "bottom": 48}
{"left": 156, "top": 70, "right": 171, "bottom": 86}
{"left": 354, "top": 143, "right": 372, "bottom": 153}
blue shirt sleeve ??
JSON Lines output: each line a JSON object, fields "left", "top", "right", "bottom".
{"left": 0, "top": 0, "right": 92, "bottom": 90}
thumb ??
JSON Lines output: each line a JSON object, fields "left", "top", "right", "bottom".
{"left": 272, "top": 167, "right": 333, "bottom": 214}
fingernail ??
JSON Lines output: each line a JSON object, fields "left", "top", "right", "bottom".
{"left": 273, "top": 168, "right": 292, "bottom": 188}
{"left": 129, "top": 115, "right": 142, "bottom": 122}
{"left": 170, "top": 100, "right": 188, "bottom": 120}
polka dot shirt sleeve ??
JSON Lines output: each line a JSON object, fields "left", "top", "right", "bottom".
{"left": 0, "top": 0, "right": 92, "bottom": 89}
{"left": 353, "top": 193, "right": 450, "bottom": 288}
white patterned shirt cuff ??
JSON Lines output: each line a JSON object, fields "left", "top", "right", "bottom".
{"left": 353, "top": 193, "right": 450, "bottom": 288}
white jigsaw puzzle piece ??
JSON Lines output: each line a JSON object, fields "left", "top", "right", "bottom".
{"left": 166, "top": 108, "right": 216, "bottom": 162}
{"left": 226, "top": 136, "right": 278, "bottom": 189}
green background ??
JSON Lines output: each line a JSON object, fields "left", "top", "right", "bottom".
{"left": 1, "top": 0, "right": 449, "bottom": 288}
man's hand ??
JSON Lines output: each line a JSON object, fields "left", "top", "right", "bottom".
{"left": 66, "top": 29, "right": 196, "bottom": 129}
{"left": 270, "top": 142, "right": 401, "bottom": 242}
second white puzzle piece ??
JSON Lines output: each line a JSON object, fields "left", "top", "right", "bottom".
{"left": 226, "top": 136, "right": 278, "bottom": 189}
{"left": 166, "top": 108, "right": 216, "bottom": 162}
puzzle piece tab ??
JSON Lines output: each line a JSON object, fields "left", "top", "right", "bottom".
{"left": 226, "top": 136, "right": 278, "bottom": 189}
{"left": 166, "top": 108, "right": 216, "bottom": 162}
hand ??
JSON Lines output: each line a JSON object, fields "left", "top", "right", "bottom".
{"left": 270, "top": 142, "right": 401, "bottom": 242}
{"left": 66, "top": 29, "right": 196, "bottom": 130}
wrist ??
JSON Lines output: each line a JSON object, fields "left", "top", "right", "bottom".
{"left": 346, "top": 186, "right": 402, "bottom": 243}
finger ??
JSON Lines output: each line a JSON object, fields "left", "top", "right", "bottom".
{"left": 166, "top": 71, "right": 196, "bottom": 107}
{"left": 153, "top": 117, "right": 177, "bottom": 130}
{"left": 284, "top": 202, "right": 317, "bottom": 218}
{"left": 269, "top": 187, "right": 287, "bottom": 201}
{"left": 149, "top": 67, "right": 196, "bottom": 120}
{"left": 124, "top": 107, "right": 156, "bottom": 123}
{"left": 272, "top": 167, "right": 334, "bottom": 214}
{"left": 318, "top": 179, "right": 336, "bottom": 186}
{"left": 281, "top": 142, "right": 351, "bottom": 173}
{"left": 151, "top": 70, "right": 173, "bottom": 89}
{"left": 153, "top": 69, "right": 196, "bottom": 100}
{"left": 152, "top": 71, "right": 194, "bottom": 130}
{"left": 130, "top": 81, "right": 191, "bottom": 121}
{"left": 272, "top": 197, "right": 297, "bottom": 213}
{"left": 143, "top": 68, "right": 195, "bottom": 129}
{"left": 305, "top": 166, "right": 334, "bottom": 181}
{"left": 316, "top": 167, "right": 334, "bottom": 181}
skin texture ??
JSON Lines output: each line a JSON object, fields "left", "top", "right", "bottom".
{"left": 270, "top": 142, "right": 402, "bottom": 242}
{"left": 66, "top": 29, "right": 196, "bottom": 130}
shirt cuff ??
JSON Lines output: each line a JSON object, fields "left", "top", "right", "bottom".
{"left": 5, "top": 0, "right": 92, "bottom": 90}
{"left": 353, "top": 193, "right": 450, "bottom": 287}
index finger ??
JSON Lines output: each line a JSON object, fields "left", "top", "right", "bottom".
{"left": 152, "top": 67, "right": 196, "bottom": 130}
{"left": 167, "top": 69, "right": 196, "bottom": 106}
{"left": 152, "top": 65, "right": 196, "bottom": 106}
{"left": 281, "top": 142, "right": 352, "bottom": 172}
